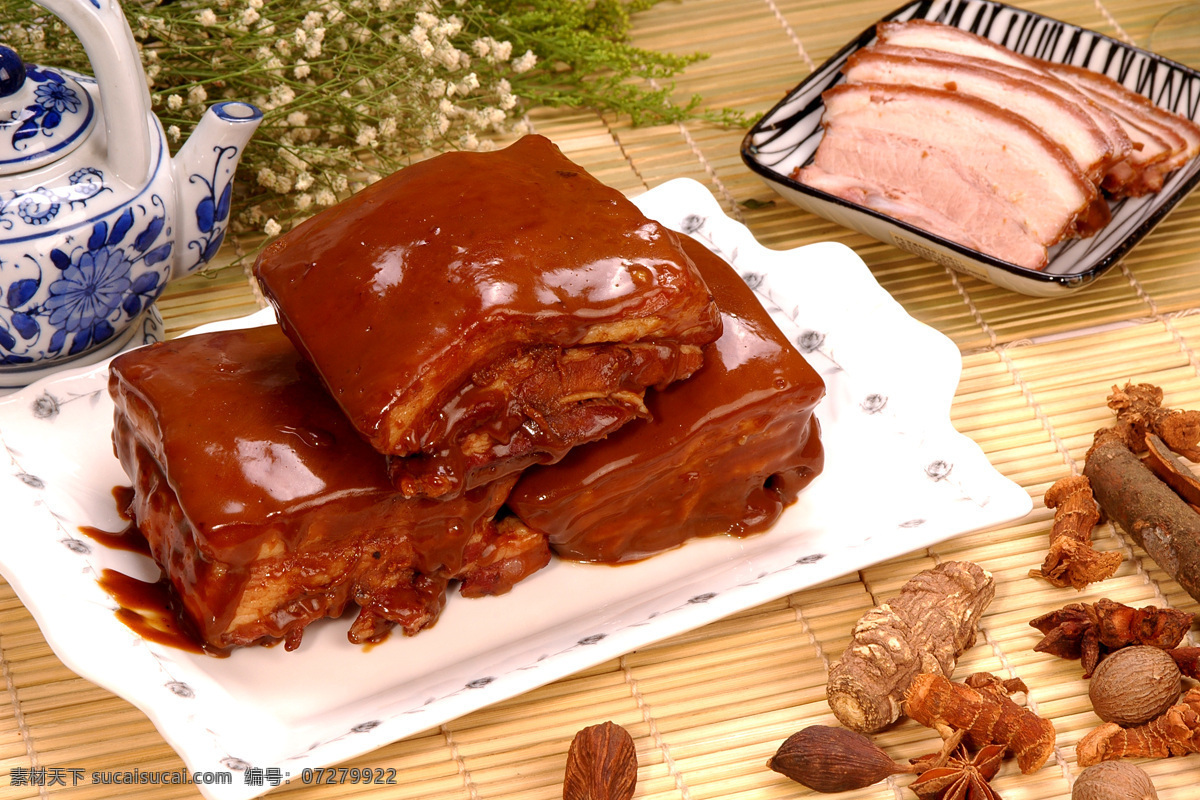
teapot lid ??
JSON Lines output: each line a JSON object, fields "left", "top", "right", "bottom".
{"left": 0, "top": 45, "right": 96, "bottom": 176}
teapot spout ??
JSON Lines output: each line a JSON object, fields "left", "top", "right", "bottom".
{"left": 172, "top": 101, "right": 263, "bottom": 280}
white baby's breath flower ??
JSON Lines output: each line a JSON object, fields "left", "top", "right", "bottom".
{"left": 167, "top": 124, "right": 181, "bottom": 142}
{"left": 295, "top": 193, "right": 313, "bottom": 210}
{"left": 187, "top": 84, "right": 208, "bottom": 106}
{"left": 315, "top": 188, "right": 337, "bottom": 206}
{"left": 167, "top": 93, "right": 183, "bottom": 110}
{"left": 471, "top": 38, "right": 490, "bottom": 58}
{"left": 295, "top": 171, "right": 314, "bottom": 191}
{"left": 293, "top": 61, "right": 310, "bottom": 79}
{"left": 240, "top": 6, "right": 260, "bottom": 26}
{"left": 305, "top": 35, "right": 324, "bottom": 59}
{"left": 415, "top": 11, "right": 438, "bottom": 29}
{"left": 257, "top": 167, "right": 279, "bottom": 190}
{"left": 379, "top": 117, "right": 397, "bottom": 137}
{"left": 355, "top": 126, "right": 378, "bottom": 147}
{"left": 460, "top": 131, "right": 479, "bottom": 150}
{"left": 287, "top": 110, "right": 309, "bottom": 127}
{"left": 325, "top": 5, "right": 345, "bottom": 24}
{"left": 512, "top": 49, "right": 537, "bottom": 73}
{"left": 196, "top": 8, "right": 218, "bottom": 26}
{"left": 492, "top": 39, "right": 512, "bottom": 62}
{"left": 456, "top": 72, "right": 479, "bottom": 93}
{"left": 264, "top": 218, "right": 282, "bottom": 237}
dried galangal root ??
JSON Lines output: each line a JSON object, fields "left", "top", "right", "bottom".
{"left": 1076, "top": 686, "right": 1200, "bottom": 767}
{"left": 826, "top": 561, "right": 995, "bottom": 733}
{"left": 1029, "top": 598, "right": 1193, "bottom": 677}
{"left": 1030, "top": 475, "right": 1122, "bottom": 590}
{"left": 903, "top": 671, "right": 1055, "bottom": 774}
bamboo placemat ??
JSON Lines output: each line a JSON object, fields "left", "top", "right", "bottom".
{"left": 5, "top": 0, "right": 1200, "bottom": 798}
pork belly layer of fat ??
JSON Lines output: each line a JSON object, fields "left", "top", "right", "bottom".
{"left": 821, "top": 82, "right": 1095, "bottom": 246}
{"left": 799, "top": 135, "right": 1048, "bottom": 269}
{"left": 844, "top": 48, "right": 1116, "bottom": 184}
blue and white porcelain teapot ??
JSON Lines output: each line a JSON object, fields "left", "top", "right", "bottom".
{"left": 0, "top": 0, "right": 261, "bottom": 386}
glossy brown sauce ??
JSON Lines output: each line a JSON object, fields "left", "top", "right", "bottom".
{"left": 85, "top": 487, "right": 226, "bottom": 657}
{"left": 79, "top": 486, "right": 151, "bottom": 557}
{"left": 97, "top": 569, "right": 228, "bottom": 658}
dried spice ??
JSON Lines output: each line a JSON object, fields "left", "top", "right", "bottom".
{"left": 1072, "top": 761, "right": 1159, "bottom": 800}
{"left": 766, "top": 725, "right": 913, "bottom": 792}
{"left": 1144, "top": 434, "right": 1200, "bottom": 509}
{"left": 903, "top": 672, "right": 1054, "bottom": 774}
{"left": 909, "top": 744, "right": 1006, "bottom": 800}
{"left": 1029, "top": 598, "right": 1193, "bottom": 677}
{"left": 1168, "top": 646, "right": 1200, "bottom": 679}
{"left": 826, "top": 561, "right": 995, "bottom": 733}
{"left": 1076, "top": 687, "right": 1200, "bottom": 767}
{"left": 1085, "top": 437, "right": 1200, "bottom": 606}
{"left": 563, "top": 721, "right": 637, "bottom": 800}
{"left": 1091, "top": 382, "right": 1200, "bottom": 461}
{"left": 1030, "top": 475, "right": 1122, "bottom": 590}
{"left": 1088, "top": 646, "right": 1182, "bottom": 726}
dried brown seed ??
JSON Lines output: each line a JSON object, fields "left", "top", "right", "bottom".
{"left": 1072, "top": 761, "right": 1159, "bottom": 800}
{"left": 766, "top": 725, "right": 910, "bottom": 792}
{"left": 1089, "top": 646, "right": 1181, "bottom": 726}
{"left": 563, "top": 721, "right": 636, "bottom": 800}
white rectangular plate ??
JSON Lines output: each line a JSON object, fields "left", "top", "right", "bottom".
{"left": 0, "top": 178, "right": 1031, "bottom": 799}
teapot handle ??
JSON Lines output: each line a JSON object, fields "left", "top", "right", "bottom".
{"left": 34, "top": 0, "right": 153, "bottom": 187}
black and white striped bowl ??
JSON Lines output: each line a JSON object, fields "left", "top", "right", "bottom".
{"left": 741, "top": 0, "right": 1200, "bottom": 297}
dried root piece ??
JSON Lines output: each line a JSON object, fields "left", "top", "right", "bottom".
{"left": 1030, "top": 598, "right": 1193, "bottom": 677}
{"left": 1031, "top": 476, "right": 1122, "bottom": 590}
{"left": 1091, "top": 382, "right": 1200, "bottom": 460}
{"left": 826, "top": 561, "right": 995, "bottom": 733}
{"left": 903, "top": 672, "right": 1055, "bottom": 774}
{"left": 1168, "top": 646, "right": 1200, "bottom": 679}
{"left": 1076, "top": 686, "right": 1200, "bottom": 767}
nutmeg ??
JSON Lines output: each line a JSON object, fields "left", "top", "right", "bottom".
{"left": 1072, "top": 760, "right": 1158, "bottom": 800}
{"left": 766, "top": 725, "right": 909, "bottom": 792}
{"left": 1089, "top": 646, "right": 1181, "bottom": 726}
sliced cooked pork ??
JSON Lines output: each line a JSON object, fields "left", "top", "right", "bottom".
{"left": 873, "top": 20, "right": 1197, "bottom": 195}
{"left": 844, "top": 47, "right": 1117, "bottom": 184}
{"left": 803, "top": 82, "right": 1096, "bottom": 259}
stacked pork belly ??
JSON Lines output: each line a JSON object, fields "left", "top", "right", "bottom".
{"left": 797, "top": 20, "right": 1200, "bottom": 269}
{"left": 108, "top": 135, "right": 826, "bottom": 653}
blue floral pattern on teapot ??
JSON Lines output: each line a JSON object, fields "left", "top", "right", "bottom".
{"left": 0, "top": 0, "right": 261, "bottom": 386}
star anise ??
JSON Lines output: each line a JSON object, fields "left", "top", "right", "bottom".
{"left": 909, "top": 744, "right": 1005, "bottom": 800}
{"left": 1029, "top": 598, "right": 1192, "bottom": 676}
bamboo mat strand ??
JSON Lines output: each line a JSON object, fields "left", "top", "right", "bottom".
{"left": 6, "top": 0, "right": 1200, "bottom": 797}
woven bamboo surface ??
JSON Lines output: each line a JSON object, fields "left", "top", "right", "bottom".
{"left": 6, "top": 0, "right": 1200, "bottom": 797}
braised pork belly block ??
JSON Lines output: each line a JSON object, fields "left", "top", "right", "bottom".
{"left": 254, "top": 134, "right": 722, "bottom": 500}
{"left": 799, "top": 82, "right": 1097, "bottom": 269}
{"left": 108, "top": 325, "right": 548, "bottom": 652}
{"left": 507, "top": 237, "right": 825, "bottom": 564}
